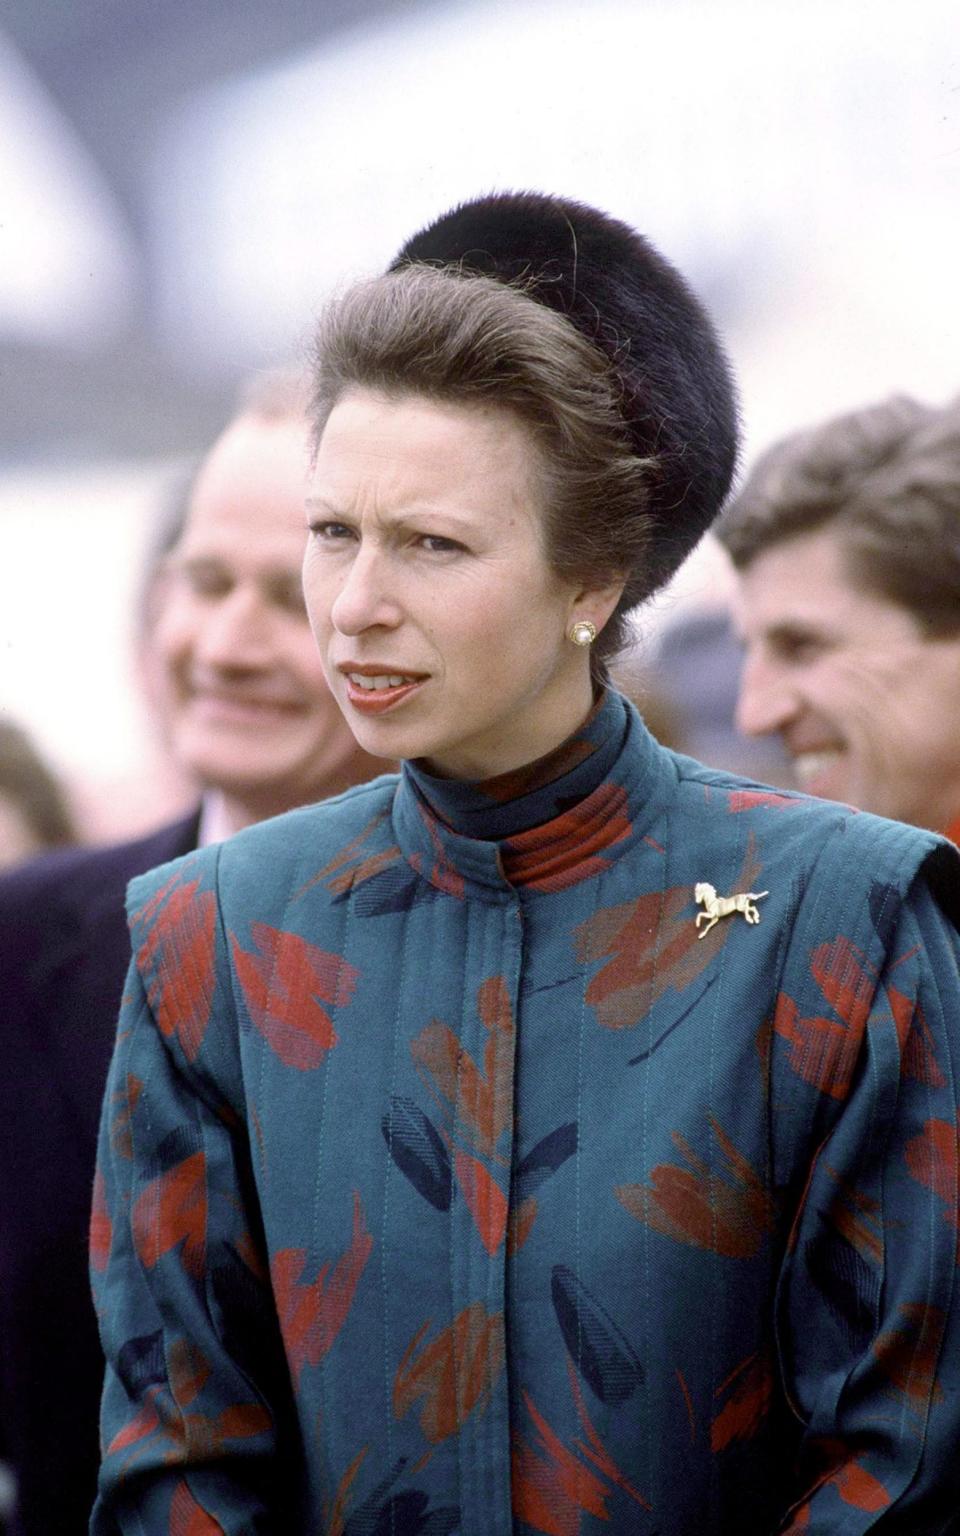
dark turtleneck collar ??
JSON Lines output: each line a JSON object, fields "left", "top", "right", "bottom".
{"left": 396, "top": 690, "right": 667, "bottom": 894}
{"left": 405, "top": 690, "right": 626, "bottom": 842}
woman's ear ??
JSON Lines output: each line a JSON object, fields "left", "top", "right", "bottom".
{"left": 569, "top": 574, "right": 627, "bottom": 638}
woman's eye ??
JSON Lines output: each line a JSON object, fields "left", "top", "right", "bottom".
{"left": 418, "top": 534, "right": 464, "bottom": 554}
{"left": 310, "top": 521, "right": 354, "bottom": 543}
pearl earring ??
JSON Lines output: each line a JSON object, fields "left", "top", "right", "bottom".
{"left": 569, "top": 620, "right": 597, "bottom": 647}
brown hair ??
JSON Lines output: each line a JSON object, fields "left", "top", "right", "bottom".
{"left": 310, "top": 265, "right": 659, "bottom": 674}
{"left": 719, "top": 394, "right": 960, "bottom": 635}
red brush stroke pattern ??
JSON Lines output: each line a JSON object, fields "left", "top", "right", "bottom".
{"left": 772, "top": 994, "right": 860, "bottom": 1102}
{"left": 793, "top": 1443, "right": 892, "bottom": 1518}
{"left": 167, "top": 1338, "right": 212, "bottom": 1410}
{"left": 132, "top": 1151, "right": 207, "bottom": 1276}
{"left": 574, "top": 842, "right": 762, "bottom": 1030}
{"left": 293, "top": 810, "right": 394, "bottom": 899}
{"left": 326, "top": 1447, "right": 369, "bottom": 1536}
{"left": 887, "top": 984, "right": 945, "bottom": 1086}
{"left": 781, "top": 1503, "right": 811, "bottom": 1532}
{"left": 174, "top": 1403, "right": 271, "bottom": 1460}
{"left": 873, "top": 1303, "right": 945, "bottom": 1405}
{"left": 575, "top": 886, "right": 720, "bottom": 1030}
{"left": 130, "top": 863, "right": 197, "bottom": 927}
{"left": 136, "top": 880, "right": 217, "bottom": 1062}
{"left": 394, "top": 1302, "right": 505, "bottom": 1444}
{"left": 676, "top": 1368, "right": 696, "bottom": 1444}
{"left": 510, "top": 1371, "right": 649, "bottom": 1536}
{"left": 90, "top": 1168, "right": 112, "bottom": 1273}
{"left": 772, "top": 937, "right": 881, "bottom": 1100}
{"left": 502, "top": 782, "right": 632, "bottom": 892}
{"left": 819, "top": 1167, "right": 883, "bottom": 1264}
{"left": 726, "top": 789, "right": 795, "bottom": 813}
{"left": 109, "top": 1073, "right": 144, "bottom": 1161}
{"left": 616, "top": 1118, "right": 773, "bottom": 1258}
{"left": 231, "top": 923, "right": 358, "bottom": 1070}
{"left": 414, "top": 806, "right": 466, "bottom": 900}
{"left": 508, "top": 1196, "right": 538, "bottom": 1256}
{"left": 106, "top": 1343, "right": 268, "bottom": 1471}
{"left": 811, "top": 938, "right": 876, "bottom": 1032}
{"left": 833, "top": 1459, "right": 891, "bottom": 1513}
{"left": 905, "top": 1115, "right": 960, "bottom": 1258}
{"left": 710, "top": 1353, "right": 773, "bottom": 1451}
{"left": 411, "top": 976, "right": 514, "bottom": 1156}
{"left": 169, "top": 1478, "right": 226, "bottom": 1534}
{"left": 512, "top": 1394, "right": 611, "bottom": 1534}
{"left": 564, "top": 1359, "right": 649, "bottom": 1508}
{"left": 271, "top": 1193, "right": 373, "bottom": 1382}
{"left": 455, "top": 1151, "right": 509, "bottom": 1255}
{"left": 106, "top": 1393, "right": 162, "bottom": 1456}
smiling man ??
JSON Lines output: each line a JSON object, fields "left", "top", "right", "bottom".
{"left": 718, "top": 392, "right": 960, "bottom": 837}
{"left": 156, "top": 374, "right": 382, "bottom": 835}
{"left": 0, "top": 371, "right": 381, "bottom": 1536}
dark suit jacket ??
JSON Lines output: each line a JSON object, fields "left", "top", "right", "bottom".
{"left": 0, "top": 812, "right": 199, "bottom": 1536}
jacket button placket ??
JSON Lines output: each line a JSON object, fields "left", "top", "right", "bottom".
{"left": 450, "top": 891, "right": 523, "bottom": 1536}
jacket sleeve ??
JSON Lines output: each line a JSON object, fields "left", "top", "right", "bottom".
{"left": 774, "top": 876, "right": 960, "bottom": 1533}
{"left": 90, "top": 859, "right": 298, "bottom": 1533}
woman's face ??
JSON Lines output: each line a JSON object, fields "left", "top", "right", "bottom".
{"left": 304, "top": 389, "right": 615, "bottom": 779}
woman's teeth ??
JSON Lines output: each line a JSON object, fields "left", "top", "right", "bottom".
{"left": 349, "top": 673, "right": 417, "bottom": 691}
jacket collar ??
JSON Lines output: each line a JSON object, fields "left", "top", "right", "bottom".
{"left": 393, "top": 690, "right": 675, "bottom": 896}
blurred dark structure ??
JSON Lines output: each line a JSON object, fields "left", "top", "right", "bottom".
{"left": 652, "top": 608, "right": 794, "bottom": 785}
{"left": 0, "top": 718, "right": 77, "bottom": 869}
{"left": 0, "top": 0, "right": 415, "bottom": 464}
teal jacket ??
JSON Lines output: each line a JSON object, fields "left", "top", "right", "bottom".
{"left": 91, "top": 691, "right": 960, "bottom": 1534}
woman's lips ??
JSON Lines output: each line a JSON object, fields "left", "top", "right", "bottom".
{"left": 342, "top": 669, "right": 427, "bottom": 716}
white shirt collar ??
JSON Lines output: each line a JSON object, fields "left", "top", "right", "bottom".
{"left": 196, "top": 790, "right": 236, "bottom": 848}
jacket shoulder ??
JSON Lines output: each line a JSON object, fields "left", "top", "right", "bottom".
{"left": 126, "top": 777, "right": 399, "bottom": 923}
{"left": 667, "top": 752, "right": 960, "bottom": 925}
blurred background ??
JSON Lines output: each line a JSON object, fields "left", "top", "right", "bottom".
{"left": 1, "top": 0, "right": 957, "bottom": 845}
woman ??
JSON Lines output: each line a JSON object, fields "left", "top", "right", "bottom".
{"left": 91, "top": 194, "right": 960, "bottom": 1535}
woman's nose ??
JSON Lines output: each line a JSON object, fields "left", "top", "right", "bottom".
{"left": 330, "top": 548, "right": 401, "bottom": 636}
{"left": 735, "top": 649, "right": 795, "bottom": 738}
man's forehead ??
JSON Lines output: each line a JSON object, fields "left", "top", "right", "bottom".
{"left": 739, "top": 529, "right": 855, "bottom": 601}
{"left": 172, "top": 513, "right": 306, "bottom": 575}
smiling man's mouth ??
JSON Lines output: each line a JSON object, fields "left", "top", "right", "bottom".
{"left": 190, "top": 690, "right": 301, "bottom": 715}
{"left": 791, "top": 749, "right": 843, "bottom": 787}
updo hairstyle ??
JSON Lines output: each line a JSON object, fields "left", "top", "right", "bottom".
{"left": 311, "top": 193, "right": 739, "bottom": 674}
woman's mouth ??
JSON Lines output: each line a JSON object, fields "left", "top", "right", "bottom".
{"left": 342, "top": 669, "right": 427, "bottom": 715}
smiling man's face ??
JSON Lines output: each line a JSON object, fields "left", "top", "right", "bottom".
{"left": 733, "top": 526, "right": 960, "bottom": 832}
{"left": 154, "top": 412, "right": 377, "bottom": 825}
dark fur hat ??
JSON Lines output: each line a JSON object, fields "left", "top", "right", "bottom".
{"left": 391, "top": 191, "right": 739, "bottom": 591}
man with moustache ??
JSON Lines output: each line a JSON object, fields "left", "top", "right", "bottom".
{"left": 718, "top": 392, "right": 960, "bottom": 838}
{"left": 0, "top": 373, "right": 381, "bottom": 1536}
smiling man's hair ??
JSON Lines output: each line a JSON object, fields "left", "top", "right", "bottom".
{"left": 719, "top": 393, "right": 960, "bottom": 636}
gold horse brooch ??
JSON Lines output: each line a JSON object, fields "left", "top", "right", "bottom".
{"left": 694, "top": 882, "right": 768, "bottom": 938}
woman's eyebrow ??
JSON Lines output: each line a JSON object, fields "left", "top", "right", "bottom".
{"left": 304, "top": 495, "right": 346, "bottom": 516}
{"left": 305, "top": 496, "right": 480, "bottom": 532}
